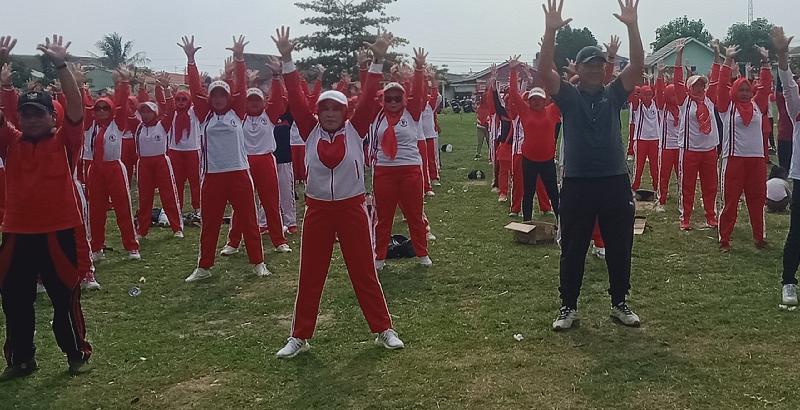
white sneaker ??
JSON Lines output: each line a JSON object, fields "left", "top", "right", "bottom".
{"left": 174, "top": 231, "right": 184, "bottom": 239}
{"left": 782, "top": 284, "right": 798, "bottom": 305}
{"left": 128, "top": 251, "right": 141, "bottom": 261}
{"left": 508, "top": 212, "right": 520, "bottom": 217}
{"left": 498, "top": 195, "right": 508, "bottom": 202}
{"left": 425, "top": 190, "right": 436, "bottom": 197}
{"left": 417, "top": 256, "right": 433, "bottom": 267}
{"left": 426, "top": 232, "right": 437, "bottom": 241}
{"left": 432, "top": 180, "right": 441, "bottom": 187}
{"left": 375, "top": 260, "right": 386, "bottom": 271}
{"left": 135, "top": 234, "right": 145, "bottom": 241}
{"left": 253, "top": 263, "right": 272, "bottom": 277}
{"left": 220, "top": 245, "right": 239, "bottom": 256}
{"left": 276, "top": 337, "right": 310, "bottom": 358}
{"left": 592, "top": 246, "right": 606, "bottom": 259}
{"left": 81, "top": 275, "right": 101, "bottom": 290}
{"left": 185, "top": 267, "right": 212, "bottom": 283}
{"left": 91, "top": 251, "right": 105, "bottom": 262}
{"left": 275, "top": 244, "right": 292, "bottom": 253}
{"left": 374, "top": 329, "right": 405, "bottom": 349}
{"left": 552, "top": 306, "right": 578, "bottom": 331}
{"left": 611, "top": 303, "right": 641, "bottom": 327}
{"left": 655, "top": 204, "right": 666, "bottom": 213}
{"left": 491, "top": 187, "right": 499, "bottom": 193}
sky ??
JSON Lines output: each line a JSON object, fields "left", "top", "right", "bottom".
{"left": 3, "top": 0, "right": 798, "bottom": 75}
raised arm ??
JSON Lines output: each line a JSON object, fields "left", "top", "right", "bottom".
{"left": 673, "top": 40, "right": 688, "bottom": 103}
{"left": 350, "top": 31, "right": 394, "bottom": 135}
{"left": 112, "top": 66, "right": 131, "bottom": 130}
{"left": 716, "top": 45, "right": 739, "bottom": 113}
{"left": 538, "top": 0, "right": 573, "bottom": 96}
{"left": 406, "top": 47, "right": 428, "bottom": 121}
{"left": 604, "top": 35, "right": 621, "bottom": 85}
{"left": 225, "top": 35, "right": 249, "bottom": 118}
{"left": 0, "top": 63, "right": 19, "bottom": 127}
{"left": 506, "top": 57, "right": 527, "bottom": 116}
{"left": 753, "top": 45, "right": 773, "bottom": 113}
{"left": 772, "top": 26, "right": 800, "bottom": 119}
{"left": 615, "top": 0, "right": 644, "bottom": 92}
{"left": 655, "top": 63, "right": 666, "bottom": 109}
{"left": 38, "top": 35, "right": 83, "bottom": 151}
{"left": 178, "top": 35, "right": 209, "bottom": 118}
{"left": 273, "top": 26, "right": 317, "bottom": 139}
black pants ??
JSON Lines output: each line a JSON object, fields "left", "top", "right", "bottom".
{"left": 769, "top": 118, "right": 776, "bottom": 150}
{"left": 778, "top": 139, "right": 793, "bottom": 171}
{"left": 559, "top": 175, "right": 635, "bottom": 309}
{"left": 0, "top": 229, "right": 91, "bottom": 366}
{"left": 521, "top": 157, "right": 559, "bottom": 222}
{"left": 782, "top": 179, "right": 800, "bottom": 285}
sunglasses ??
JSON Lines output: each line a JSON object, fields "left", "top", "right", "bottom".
{"left": 384, "top": 95, "right": 404, "bottom": 103}
{"left": 94, "top": 105, "right": 112, "bottom": 112}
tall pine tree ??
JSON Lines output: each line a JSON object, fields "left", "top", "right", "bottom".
{"left": 294, "top": 0, "right": 407, "bottom": 84}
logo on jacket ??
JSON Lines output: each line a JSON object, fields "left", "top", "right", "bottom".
{"left": 108, "top": 134, "right": 116, "bottom": 142}
{"left": 399, "top": 119, "right": 408, "bottom": 127}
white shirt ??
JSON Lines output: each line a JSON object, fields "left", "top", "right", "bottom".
{"left": 767, "top": 178, "right": 790, "bottom": 201}
{"left": 290, "top": 122, "right": 304, "bottom": 146}
{"left": 82, "top": 120, "right": 124, "bottom": 161}
{"left": 169, "top": 107, "right": 203, "bottom": 151}
{"left": 778, "top": 68, "right": 800, "bottom": 180}
{"left": 305, "top": 122, "right": 366, "bottom": 201}
{"left": 678, "top": 96, "right": 720, "bottom": 152}
{"left": 369, "top": 109, "right": 423, "bottom": 167}
{"left": 420, "top": 102, "right": 438, "bottom": 139}
{"left": 720, "top": 101, "right": 764, "bottom": 158}
{"left": 135, "top": 122, "right": 170, "bottom": 158}
{"left": 660, "top": 109, "right": 680, "bottom": 150}
{"left": 635, "top": 102, "right": 661, "bottom": 141}
{"left": 242, "top": 112, "right": 277, "bottom": 155}
{"left": 512, "top": 118, "right": 524, "bottom": 155}
{"left": 201, "top": 110, "right": 249, "bottom": 174}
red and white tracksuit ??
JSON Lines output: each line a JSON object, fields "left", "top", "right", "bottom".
{"left": 370, "top": 104, "right": 429, "bottom": 261}
{"left": 510, "top": 119, "right": 551, "bottom": 214}
{"left": 658, "top": 111, "right": 680, "bottom": 206}
{"left": 717, "top": 65, "right": 772, "bottom": 247}
{"left": 131, "top": 104, "right": 183, "bottom": 237}
{"left": 421, "top": 96, "right": 441, "bottom": 187}
{"left": 632, "top": 101, "right": 661, "bottom": 191}
{"left": 227, "top": 109, "right": 288, "bottom": 249}
{"left": 168, "top": 106, "right": 202, "bottom": 212}
{"left": 290, "top": 123, "right": 307, "bottom": 182}
{"left": 284, "top": 61, "right": 393, "bottom": 339}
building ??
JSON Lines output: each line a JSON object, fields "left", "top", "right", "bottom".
{"left": 644, "top": 37, "right": 716, "bottom": 77}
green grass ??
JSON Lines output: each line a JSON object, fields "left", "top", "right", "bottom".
{"left": 1, "top": 111, "right": 799, "bottom": 409}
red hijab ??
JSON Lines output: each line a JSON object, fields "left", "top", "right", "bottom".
{"left": 730, "top": 77, "right": 755, "bottom": 126}
{"left": 173, "top": 90, "right": 192, "bottom": 144}
{"left": 687, "top": 78, "right": 712, "bottom": 135}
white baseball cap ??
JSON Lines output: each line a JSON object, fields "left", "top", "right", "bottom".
{"left": 317, "top": 90, "right": 348, "bottom": 106}
{"left": 527, "top": 87, "right": 547, "bottom": 100}
{"left": 246, "top": 88, "right": 265, "bottom": 99}
{"left": 138, "top": 101, "right": 159, "bottom": 115}
{"left": 208, "top": 80, "right": 231, "bottom": 95}
{"left": 383, "top": 82, "right": 406, "bottom": 94}
{"left": 686, "top": 75, "right": 707, "bottom": 89}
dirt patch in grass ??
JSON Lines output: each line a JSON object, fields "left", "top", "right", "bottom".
{"left": 158, "top": 374, "right": 227, "bottom": 408}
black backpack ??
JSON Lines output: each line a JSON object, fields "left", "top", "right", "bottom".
{"left": 386, "top": 234, "right": 415, "bottom": 259}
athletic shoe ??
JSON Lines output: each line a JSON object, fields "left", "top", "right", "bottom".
{"left": 782, "top": 284, "right": 798, "bottom": 305}
{"left": 592, "top": 245, "right": 606, "bottom": 259}
{"left": 755, "top": 240, "right": 768, "bottom": 250}
{"left": 474, "top": 154, "right": 482, "bottom": 160}
{"left": 418, "top": 256, "right": 433, "bottom": 267}
{"left": 128, "top": 251, "right": 141, "bottom": 261}
{"left": 508, "top": 212, "right": 520, "bottom": 217}
{"left": 287, "top": 226, "right": 298, "bottom": 235}
{"left": 498, "top": 195, "right": 508, "bottom": 202}
{"left": 68, "top": 358, "right": 89, "bottom": 376}
{"left": 706, "top": 220, "right": 719, "bottom": 229}
{"left": 426, "top": 232, "right": 437, "bottom": 241}
{"left": 552, "top": 306, "right": 577, "bottom": 331}
{"left": 259, "top": 226, "right": 269, "bottom": 236}
{"left": 81, "top": 275, "right": 101, "bottom": 291}
{"left": 253, "top": 263, "right": 272, "bottom": 277}
{"left": 610, "top": 302, "right": 641, "bottom": 327}
{"left": 375, "top": 329, "right": 405, "bottom": 349}
{"left": 0, "top": 359, "right": 38, "bottom": 381}
{"left": 680, "top": 222, "right": 693, "bottom": 231}
{"left": 91, "top": 251, "right": 105, "bottom": 262}
{"left": 375, "top": 260, "right": 386, "bottom": 271}
{"left": 491, "top": 187, "right": 499, "bottom": 193}
{"left": 719, "top": 242, "right": 731, "bottom": 253}
{"left": 432, "top": 180, "right": 442, "bottom": 187}
{"left": 425, "top": 190, "right": 436, "bottom": 197}
{"left": 36, "top": 283, "right": 46, "bottom": 294}
{"left": 185, "top": 267, "right": 212, "bottom": 283}
{"left": 655, "top": 205, "right": 666, "bottom": 213}
{"left": 135, "top": 234, "right": 145, "bottom": 241}
{"left": 174, "top": 231, "right": 185, "bottom": 238}
{"left": 220, "top": 245, "right": 239, "bottom": 256}
{"left": 276, "top": 337, "right": 310, "bottom": 359}
{"left": 275, "top": 244, "right": 292, "bottom": 253}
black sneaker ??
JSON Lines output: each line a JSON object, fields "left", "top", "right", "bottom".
{"left": 68, "top": 358, "right": 89, "bottom": 376}
{"left": 552, "top": 306, "right": 578, "bottom": 331}
{"left": 610, "top": 302, "right": 641, "bottom": 327}
{"left": 0, "top": 359, "right": 38, "bottom": 382}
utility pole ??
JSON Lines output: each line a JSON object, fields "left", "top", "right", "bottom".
{"left": 748, "top": 0, "right": 754, "bottom": 24}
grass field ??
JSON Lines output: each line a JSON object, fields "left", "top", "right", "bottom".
{"left": 1, "top": 111, "right": 799, "bottom": 409}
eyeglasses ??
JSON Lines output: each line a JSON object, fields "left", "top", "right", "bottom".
{"left": 94, "top": 105, "right": 111, "bottom": 112}
{"left": 384, "top": 95, "right": 404, "bottom": 103}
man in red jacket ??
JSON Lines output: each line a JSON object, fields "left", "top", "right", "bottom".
{"left": 0, "top": 35, "right": 92, "bottom": 380}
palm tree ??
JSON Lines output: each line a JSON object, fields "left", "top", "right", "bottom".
{"left": 92, "top": 32, "right": 149, "bottom": 69}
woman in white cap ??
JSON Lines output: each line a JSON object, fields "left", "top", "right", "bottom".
{"left": 272, "top": 26, "right": 404, "bottom": 358}
{"left": 179, "top": 35, "right": 270, "bottom": 282}
{"left": 370, "top": 47, "right": 432, "bottom": 271}
{"left": 221, "top": 68, "right": 292, "bottom": 256}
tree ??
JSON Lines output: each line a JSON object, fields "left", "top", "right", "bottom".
{"left": 37, "top": 54, "right": 57, "bottom": 85}
{"left": 554, "top": 25, "right": 597, "bottom": 74}
{"left": 9, "top": 60, "right": 32, "bottom": 89}
{"left": 92, "top": 32, "right": 149, "bottom": 69}
{"left": 651, "top": 16, "right": 712, "bottom": 51}
{"left": 723, "top": 18, "right": 774, "bottom": 65}
{"left": 293, "top": 0, "right": 408, "bottom": 85}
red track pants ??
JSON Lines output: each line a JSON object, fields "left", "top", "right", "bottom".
{"left": 87, "top": 161, "right": 139, "bottom": 252}
{"left": 227, "top": 153, "right": 287, "bottom": 248}
{"left": 658, "top": 148, "right": 679, "bottom": 205}
{"left": 719, "top": 156, "right": 766, "bottom": 246}
{"left": 136, "top": 155, "right": 183, "bottom": 236}
{"left": 198, "top": 170, "right": 263, "bottom": 269}
{"left": 121, "top": 138, "right": 137, "bottom": 184}
{"left": 679, "top": 148, "right": 718, "bottom": 228}
{"left": 373, "top": 165, "right": 429, "bottom": 259}
{"left": 511, "top": 154, "right": 550, "bottom": 213}
{"left": 290, "top": 146, "right": 306, "bottom": 182}
{"left": 632, "top": 139, "right": 659, "bottom": 191}
{"left": 426, "top": 138, "right": 439, "bottom": 182}
{"left": 0, "top": 168, "right": 5, "bottom": 225}
{"left": 168, "top": 149, "right": 201, "bottom": 211}
{"left": 291, "top": 195, "right": 392, "bottom": 339}
{"left": 418, "top": 140, "right": 431, "bottom": 192}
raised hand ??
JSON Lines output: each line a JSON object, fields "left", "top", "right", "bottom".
{"left": 507, "top": 54, "right": 522, "bottom": 70}
{"left": 657, "top": 61, "right": 666, "bottom": 76}
{"left": 0, "top": 36, "right": 17, "bottom": 63}
{"left": 724, "top": 45, "right": 740, "bottom": 61}
{"left": 314, "top": 64, "right": 326, "bottom": 80}
{"left": 156, "top": 71, "right": 171, "bottom": 88}
{"left": 25, "top": 78, "right": 40, "bottom": 92}
{"left": 563, "top": 58, "right": 577, "bottom": 76}
{"left": 542, "top": 0, "right": 573, "bottom": 31}
{"left": 604, "top": 35, "right": 621, "bottom": 59}
{"left": 226, "top": 35, "right": 249, "bottom": 59}
{"left": 271, "top": 26, "right": 295, "bottom": 62}
{"left": 754, "top": 45, "right": 770, "bottom": 62}
{"left": 68, "top": 63, "right": 87, "bottom": 84}
{"left": 246, "top": 69, "right": 259, "bottom": 84}
{"left": 771, "top": 26, "right": 794, "bottom": 54}
{"left": 0, "top": 63, "right": 11, "bottom": 85}
{"left": 413, "top": 47, "right": 428, "bottom": 69}
{"left": 114, "top": 65, "right": 131, "bottom": 82}
{"left": 613, "top": 0, "right": 639, "bottom": 27}
{"left": 37, "top": 34, "right": 71, "bottom": 67}
{"left": 364, "top": 30, "right": 394, "bottom": 63}
{"left": 224, "top": 56, "right": 234, "bottom": 77}
{"left": 177, "top": 36, "right": 201, "bottom": 62}
{"left": 356, "top": 47, "right": 372, "bottom": 67}
{"left": 339, "top": 71, "right": 352, "bottom": 83}
{"left": 265, "top": 56, "right": 282, "bottom": 75}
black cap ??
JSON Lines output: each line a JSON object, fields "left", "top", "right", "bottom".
{"left": 18, "top": 90, "right": 55, "bottom": 114}
{"left": 575, "top": 46, "right": 608, "bottom": 64}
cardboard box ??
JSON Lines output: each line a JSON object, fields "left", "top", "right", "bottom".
{"left": 634, "top": 216, "right": 647, "bottom": 235}
{"left": 505, "top": 221, "right": 557, "bottom": 245}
